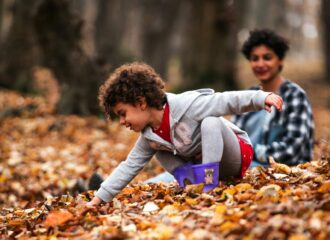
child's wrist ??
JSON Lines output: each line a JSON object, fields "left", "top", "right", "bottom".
{"left": 90, "top": 196, "right": 102, "bottom": 206}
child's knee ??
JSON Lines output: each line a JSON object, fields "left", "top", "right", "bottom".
{"left": 201, "top": 117, "right": 220, "bottom": 133}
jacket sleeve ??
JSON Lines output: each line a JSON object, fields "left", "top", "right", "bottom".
{"left": 188, "top": 90, "right": 270, "bottom": 121}
{"left": 255, "top": 91, "right": 314, "bottom": 164}
{"left": 231, "top": 86, "right": 260, "bottom": 128}
{"left": 95, "top": 135, "right": 156, "bottom": 202}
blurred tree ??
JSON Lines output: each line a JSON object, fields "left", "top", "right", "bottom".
{"left": 0, "top": 0, "right": 244, "bottom": 115}
{"left": 0, "top": 1, "right": 2, "bottom": 40}
{"left": 93, "top": 0, "right": 187, "bottom": 82}
{"left": 239, "top": 0, "right": 321, "bottom": 65}
{"left": 176, "top": 0, "right": 242, "bottom": 91}
{"left": 94, "top": 0, "right": 136, "bottom": 69}
{"left": 0, "top": 0, "right": 38, "bottom": 92}
{"left": 0, "top": 0, "right": 105, "bottom": 114}
{"left": 243, "top": 0, "right": 287, "bottom": 30}
{"left": 140, "top": 1, "right": 181, "bottom": 79}
{"left": 321, "top": 0, "right": 330, "bottom": 82}
{"left": 93, "top": 0, "right": 243, "bottom": 91}
{"left": 33, "top": 0, "right": 104, "bottom": 114}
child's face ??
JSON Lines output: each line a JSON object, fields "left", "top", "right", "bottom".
{"left": 249, "top": 44, "right": 283, "bottom": 83}
{"left": 112, "top": 101, "right": 150, "bottom": 132}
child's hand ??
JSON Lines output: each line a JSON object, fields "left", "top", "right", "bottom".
{"left": 264, "top": 93, "right": 283, "bottom": 113}
{"left": 86, "top": 196, "right": 102, "bottom": 208}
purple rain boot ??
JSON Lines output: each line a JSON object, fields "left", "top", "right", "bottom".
{"left": 192, "top": 162, "right": 220, "bottom": 192}
{"left": 172, "top": 163, "right": 195, "bottom": 187}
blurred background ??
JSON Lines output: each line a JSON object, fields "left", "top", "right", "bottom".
{"left": 0, "top": 1, "right": 329, "bottom": 128}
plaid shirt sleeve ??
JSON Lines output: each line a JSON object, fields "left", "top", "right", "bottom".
{"left": 262, "top": 84, "right": 314, "bottom": 165}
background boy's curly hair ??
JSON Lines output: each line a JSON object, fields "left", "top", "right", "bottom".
{"left": 98, "top": 62, "right": 166, "bottom": 118}
{"left": 241, "top": 29, "right": 290, "bottom": 60}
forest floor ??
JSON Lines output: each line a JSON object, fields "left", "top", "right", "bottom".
{"left": 0, "top": 65, "right": 329, "bottom": 239}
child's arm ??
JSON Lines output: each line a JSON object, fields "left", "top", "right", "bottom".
{"left": 87, "top": 136, "right": 156, "bottom": 206}
{"left": 189, "top": 90, "right": 281, "bottom": 120}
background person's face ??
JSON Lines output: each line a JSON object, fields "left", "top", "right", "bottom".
{"left": 249, "top": 45, "right": 283, "bottom": 83}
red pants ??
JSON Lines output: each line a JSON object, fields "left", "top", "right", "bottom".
{"left": 236, "top": 135, "right": 254, "bottom": 177}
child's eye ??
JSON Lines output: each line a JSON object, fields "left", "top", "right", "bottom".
{"left": 116, "top": 111, "right": 126, "bottom": 118}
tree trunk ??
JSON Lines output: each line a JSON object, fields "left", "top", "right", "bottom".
{"left": 140, "top": 1, "right": 181, "bottom": 77}
{"left": 95, "top": 0, "right": 180, "bottom": 79}
{"left": 0, "top": 0, "right": 105, "bottom": 114}
{"left": 0, "top": 0, "right": 244, "bottom": 115}
{"left": 94, "top": 0, "right": 134, "bottom": 70}
{"left": 94, "top": 0, "right": 241, "bottom": 91}
{"left": 33, "top": 0, "right": 105, "bottom": 114}
{"left": 322, "top": 0, "right": 330, "bottom": 82}
{"left": 0, "top": 1, "right": 3, "bottom": 41}
{"left": 0, "top": 0, "right": 39, "bottom": 92}
{"left": 177, "top": 1, "right": 241, "bottom": 91}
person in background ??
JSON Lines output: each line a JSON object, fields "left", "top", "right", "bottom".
{"left": 86, "top": 61, "right": 283, "bottom": 206}
{"left": 232, "top": 29, "right": 314, "bottom": 167}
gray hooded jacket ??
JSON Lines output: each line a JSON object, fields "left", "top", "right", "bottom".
{"left": 96, "top": 89, "right": 270, "bottom": 202}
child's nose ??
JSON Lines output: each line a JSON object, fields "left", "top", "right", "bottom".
{"left": 119, "top": 117, "right": 125, "bottom": 125}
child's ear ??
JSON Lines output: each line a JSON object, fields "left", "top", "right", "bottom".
{"left": 137, "top": 96, "right": 147, "bottom": 110}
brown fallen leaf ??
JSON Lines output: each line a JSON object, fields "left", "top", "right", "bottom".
{"left": 43, "top": 209, "right": 74, "bottom": 227}
{"left": 185, "top": 183, "right": 204, "bottom": 196}
{"left": 256, "top": 184, "right": 282, "bottom": 200}
{"left": 1, "top": 88, "right": 330, "bottom": 240}
{"left": 8, "top": 219, "right": 25, "bottom": 226}
{"left": 317, "top": 181, "right": 330, "bottom": 193}
{"left": 269, "top": 156, "right": 292, "bottom": 174}
{"left": 142, "top": 201, "right": 159, "bottom": 212}
{"left": 57, "top": 225, "right": 86, "bottom": 237}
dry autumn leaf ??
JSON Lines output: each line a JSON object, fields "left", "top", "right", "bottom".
{"left": 142, "top": 201, "right": 159, "bottom": 212}
{"left": 269, "top": 156, "right": 292, "bottom": 174}
{"left": 44, "top": 209, "right": 74, "bottom": 227}
{"left": 0, "top": 88, "right": 330, "bottom": 239}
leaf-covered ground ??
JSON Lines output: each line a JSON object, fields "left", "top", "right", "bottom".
{"left": 0, "top": 71, "right": 330, "bottom": 239}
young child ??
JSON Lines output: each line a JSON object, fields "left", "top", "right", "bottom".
{"left": 87, "top": 62, "right": 283, "bottom": 206}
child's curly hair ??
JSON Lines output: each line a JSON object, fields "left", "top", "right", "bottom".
{"left": 98, "top": 62, "right": 166, "bottom": 118}
{"left": 242, "top": 29, "right": 290, "bottom": 60}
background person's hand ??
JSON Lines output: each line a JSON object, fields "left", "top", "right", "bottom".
{"left": 264, "top": 93, "right": 283, "bottom": 112}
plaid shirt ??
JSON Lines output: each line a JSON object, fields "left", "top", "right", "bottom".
{"left": 232, "top": 80, "right": 314, "bottom": 165}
